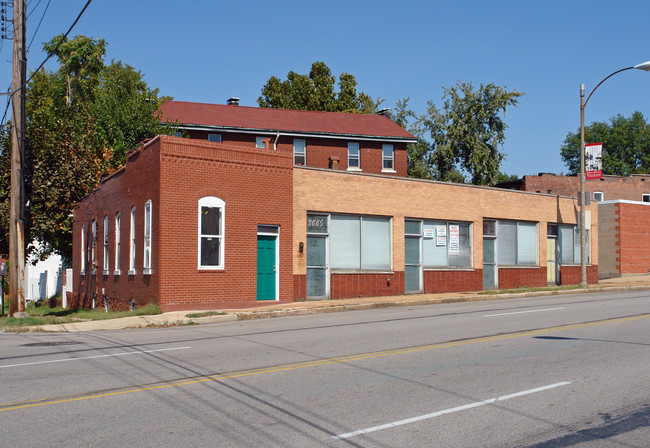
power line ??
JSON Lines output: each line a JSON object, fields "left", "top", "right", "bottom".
{"left": 27, "top": 0, "right": 50, "bottom": 52}
{"left": 0, "top": 0, "right": 93, "bottom": 128}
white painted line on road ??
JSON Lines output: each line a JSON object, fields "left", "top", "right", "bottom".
{"left": 484, "top": 307, "right": 566, "bottom": 317}
{"left": 0, "top": 346, "right": 190, "bottom": 369}
{"left": 333, "top": 381, "right": 571, "bottom": 439}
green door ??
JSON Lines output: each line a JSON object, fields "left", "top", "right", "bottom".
{"left": 257, "top": 235, "right": 277, "bottom": 300}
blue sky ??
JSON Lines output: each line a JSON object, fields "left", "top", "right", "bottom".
{"left": 2, "top": 0, "right": 649, "bottom": 177}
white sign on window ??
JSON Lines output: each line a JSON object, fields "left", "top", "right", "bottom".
{"left": 423, "top": 228, "right": 435, "bottom": 238}
{"left": 448, "top": 225, "right": 460, "bottom": 255}
{"left": 436, "top": 236, "right": 446, "bottom": 246}
{"left": 436, "top": 225, "right": 446, "bottom": 237}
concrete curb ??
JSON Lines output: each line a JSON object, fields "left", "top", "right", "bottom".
{"left": 14, "top": 281, "right": 650, "bottom": 333}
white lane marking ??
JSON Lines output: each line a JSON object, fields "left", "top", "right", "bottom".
{"left": 333, "top": 381, "right": 571, "bottom": 439}
{"left": 484, "top": 307, "right": 566, "bottom": 317}
{"left": 0, "top": 346, "right": 190, "bottom": 369}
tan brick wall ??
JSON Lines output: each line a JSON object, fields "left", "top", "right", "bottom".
{"left": 293, "top": 168, "right": 599, "bottom": 276}
{"left": 597, "top": 202, "right": 619, "bottom": 278}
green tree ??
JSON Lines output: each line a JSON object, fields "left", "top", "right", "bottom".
{"left": 258, "top": 61, "right": 382, "bottom": 113}
{"left": 560, "top": 111, "right": 650, "bottom": 176}
{"left": 0, "top": 34, "right": 172, "bottom": 263}
{"left": 412, "top": 81, "right": 523, "bottom": 185}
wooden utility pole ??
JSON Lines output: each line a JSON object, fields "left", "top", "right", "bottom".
{"left": 9, "top": 0, "right": 26, "bottom": 317}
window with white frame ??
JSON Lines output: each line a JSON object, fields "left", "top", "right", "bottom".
{"left": 497, "top": 220, "right": 538, "bottom": 266}
{"left": 208, "top": 133, "right": 222, "bottom": 143}
{"left": 347, "top": 142, "right": 360, "bottom": 169}
{"left": 293, "top": 139, "right": 306, "bottom": 165}
{"left": 81, "top": 225, "right": 86, "bottom": 274}
{"left": 143, "top": 200, "right": 152, "bottom": 274}
{"left": 114, "top": 212, "right": 121, "bottom": 274}
{"left": 593, "top": 191, "right": 604, "bottom": 202}
{"left": 329, "top": 215, "right": 391, "bottom": 271}
{"left": 382, "top": 144, "right": 394, "bottom": 171}
{"left": 103, "top": 216, "right": 109, "bottom": 274}
{"left": 643, "top": 194, "right": 650, "bottom": 203}
{"left": 91, "top": 219, "right": 97, "bottom": 274}
{"left": 422, "top": 221, "right": 471, "bottom": 268}
{"left": 199, "top": 196, "right": 225, "bottom": 269}
{"left": 129, "top": 206, "right": 136, "bottom": 274}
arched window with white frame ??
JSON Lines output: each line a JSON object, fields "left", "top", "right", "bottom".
{"left": 198, "top": 196, "right": 225, "bottom": 269}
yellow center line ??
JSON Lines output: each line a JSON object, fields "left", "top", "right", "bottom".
{"left": 2, "top": 313, "right": 649, "bottom": 413}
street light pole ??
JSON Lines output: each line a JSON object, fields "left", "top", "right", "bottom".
{"left": 579, "top": 61, "right": 650, "bottom": 288}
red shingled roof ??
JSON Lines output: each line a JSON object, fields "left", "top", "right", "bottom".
{"left": 159, "top": 101, "right": 417, "bottom": 141}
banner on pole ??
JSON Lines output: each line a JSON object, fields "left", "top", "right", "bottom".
{"left": 585, "top": 142, "right": 603, "bottom": 180}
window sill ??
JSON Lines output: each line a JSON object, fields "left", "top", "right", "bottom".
{"left": 102, "top": 270, "right": 110, "bottom": 276}
{"left": 330, "top": 269, "right": 394, "bottom": 274}
{"left": 143, "top": 268, "right": 152, "bottom": 275}
{"left": 346, "top": 167, "right": 362, "bottom": 172}
{"left": 113, "top": 270, "right": 121, "bottom": 276}
{"left": 128, "top": 269, "right": 137, "bottom": 276}
{"left": 198, "top": 266, "right": 225, "bottom": 271}
{"left": 381, "top": 168, "right": 397, "bottom": 173}
{"left": 423, "top": 267, "right": 474, "bottom": 271}
{"left": 497, "top": 265, "right": 540, "bottom": 269}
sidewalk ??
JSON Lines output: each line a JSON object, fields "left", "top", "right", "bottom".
{"left": 27, "top": 275, "right": 650, "bottom": 332}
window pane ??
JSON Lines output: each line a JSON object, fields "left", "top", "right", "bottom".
{"left": 201, "top": 206, "right": 221, "bottom": 235}
{"left": 382, "top": 144, "right": 394, "bottom": 169}
{"left": 497, "top": 221, "right": 516, "bottom": 265}
{"left": 361, "top": 217, "right": 390, "bottom": 270}
{"left": 559, "top": 226, "right": 574, "bottom": 264}
{"left": 448, "top": 223, "right": 471, "bottom": 267}
{"left": 201, "top": 237, "right": 220, "bottom": 266}
{"left": 422, "top": 221, "right": 447, "bottom": 267}
{"left": 330, "top": 215, "right": 360, "bottom": 269}
{"left": 404, "top": 220, "right": 421, "bottom": 235}
{"left": 306, "top": 237, "right": 326, "bottom": 267}
{"left": 517, "top": 222, "right": 537, "bottom": 265}
{"left": 348, "top": 142, "right": 359, "bottom": 168}
{"left": 405, "top": 237, "right": 420, "bottom": 265}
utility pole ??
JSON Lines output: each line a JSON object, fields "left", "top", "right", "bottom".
{"left": 9, "top": 0, "right": 26, "bottom": 317}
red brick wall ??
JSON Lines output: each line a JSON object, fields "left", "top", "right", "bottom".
{"left": 616, "top": 202, "right": 650, "bottom": 275}
{"left": 513, "top": 173, "right": 650, "bottom": 202}
{"left": 181, "top": 130, "right": 408, "bottom": 177}
{"left": 72, "top": 139, "right": 162, "bottom": 310}
{"left": 157, "top": 136, "right": 294, "bottom": 311}
{"left": 498, "top": 267, "right": 546, "bottom": 289}
{"left": 329, "top": 272, "right": 404, "bottom": 299}
{"left": 423, "top": 270, "right": 483, "bottom": 293}
{"left": 559, "top": 265, "right": 599, "bottom": 284}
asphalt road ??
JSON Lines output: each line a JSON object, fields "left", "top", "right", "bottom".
{"left": 1, "top": 290, "right": 649, "bottom": 447}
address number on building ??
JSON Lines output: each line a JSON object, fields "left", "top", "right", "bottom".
{"left": 307, "top": 215, "right": 328, "bottom": 233}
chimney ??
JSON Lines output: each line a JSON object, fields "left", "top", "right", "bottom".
{"left": 227, "top": 97, "right": 240, "bottom": 106}
{"left": 329, "top": 156, "right": 340, "bottom": 170}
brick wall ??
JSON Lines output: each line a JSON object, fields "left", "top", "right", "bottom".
{"left": 293, "top": 168, "right": 599, "bottom": 300}
{"left": 157, "top": 136, "right": 293, "bottom": 311}
{"left": 615, "top": 201, "right": 650, "bottom": 276}
{"left": 182, "top": 130, "right": 408, "bottom": 177}
{"left": 512, "top": 173, "right": 650, "bottom": 202}
{"left": 72, "top": 139, "right": 162, "bottom": 310}
{"left": 72, "top": 136, "right": 294, "bottom": 311}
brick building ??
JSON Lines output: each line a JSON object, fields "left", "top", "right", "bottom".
{"left": 497, "top": 173, "right": 650, "bottom": 278}
{"left": 71, "top": 104, "right": 599, "bottom": 311}
{"left": 159, "top": 99, "right": 417, "bottom": 177}
{"left": 497, "top": 173, "right": 650, "bottom": 203}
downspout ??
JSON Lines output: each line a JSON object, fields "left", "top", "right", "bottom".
{"left": 274, "top": 132, "right": 280, "bottom": 151}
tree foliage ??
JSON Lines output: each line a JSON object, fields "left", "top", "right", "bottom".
{"left": 409, "top": 81, "right": 523, "bottom": 185}
{"left": 560, "top": 111, "right": 650, "bottom": 176}
{"left": 258, "top": 61, "right": 382, "bottom": 113}
{"left": 0, "top": 34, "right": 172, "bottom": 263}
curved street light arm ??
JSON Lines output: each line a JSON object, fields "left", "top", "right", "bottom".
{"left": 583, "top": 67, "right": 634, "bottom": 109}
